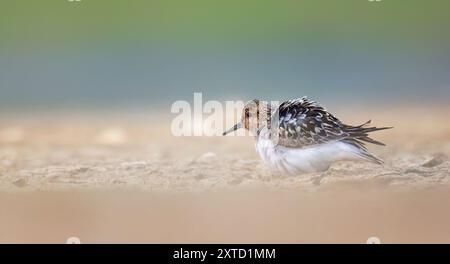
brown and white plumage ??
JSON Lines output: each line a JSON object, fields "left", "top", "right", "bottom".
{"left": 223, "top": 97, "right": 392, "bottom": 174}
{"left": 275, "top": 97, "right": 391, "bottom": 164}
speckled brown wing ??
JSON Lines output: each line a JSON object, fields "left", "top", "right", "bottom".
{"left": 274, "top": 97, "right": 350, "bottom": 148}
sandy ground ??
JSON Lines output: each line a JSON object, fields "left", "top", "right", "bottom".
{"left": 0, "top": 105, "right": 449, "bottom": 243}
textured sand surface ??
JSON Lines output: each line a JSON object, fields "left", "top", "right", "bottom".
{"left": 1, "top": 107, "right": 449, "bottom": 191}
{"left": 0, "top": 106, "right": 449, "bottom": 243}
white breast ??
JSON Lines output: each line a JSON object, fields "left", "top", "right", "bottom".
{"left": 255, "top": 135, "right": 359, "bottom": 175}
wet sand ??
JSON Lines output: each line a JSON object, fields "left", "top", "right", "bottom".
{"left": 0, "top": 105, "right": 449, "bottom": 243}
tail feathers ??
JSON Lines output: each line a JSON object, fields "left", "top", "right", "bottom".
{"left": 343, "top": 138, "right": 384, "bottom": 164}
{"left": 357, "top": 136, "right": 386, "bottom": 146}
{"left": 355, "top": 149, "right": 384, "bottom": 164}
{"left": 340, "top": 120, "right": 391, "bottom": 164}
{"left": 343, "top": 120, "right": 393, "bottom": 147}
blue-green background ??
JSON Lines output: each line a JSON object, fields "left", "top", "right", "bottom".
{"left": 1, "top": 0, "right": 449, "bottom": 111}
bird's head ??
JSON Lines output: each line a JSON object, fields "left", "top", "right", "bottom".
{"left": 223, "top": 99, "right": 272, "bottom": 136}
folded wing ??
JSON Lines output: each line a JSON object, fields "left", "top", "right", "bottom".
{"left": 275, "top": 97, "right": 391, "bottom": 150}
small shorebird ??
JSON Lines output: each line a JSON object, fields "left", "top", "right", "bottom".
{"left": 223, "top": 97, "right": 392, "bottom": 175}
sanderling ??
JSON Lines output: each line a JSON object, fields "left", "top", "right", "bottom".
{"left": 223, "top": 97, "right": 392, "bottom": 175}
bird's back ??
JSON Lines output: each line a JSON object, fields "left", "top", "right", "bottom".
{"left": 255, "top": 97, "right": 392, "bottom": 174}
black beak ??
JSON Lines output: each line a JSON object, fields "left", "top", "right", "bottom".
{"left": 222, "top": 122, "right": 242, "bottom": 136}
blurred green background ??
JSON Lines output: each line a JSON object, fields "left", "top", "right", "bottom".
{"left": 1, "top": 0, "right": 449, "bottom": 111}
